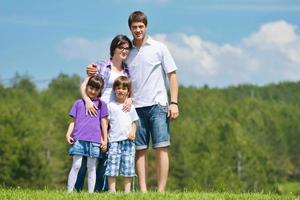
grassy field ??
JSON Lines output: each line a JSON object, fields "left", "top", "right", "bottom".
{"left": 0, "top": 188, "right": 299, "bottom": 200}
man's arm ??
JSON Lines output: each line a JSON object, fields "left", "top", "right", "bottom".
{"left": 167, "top": 71, "right": 179, "bottom": 119}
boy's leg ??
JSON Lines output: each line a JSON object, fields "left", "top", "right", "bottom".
{"left": 87, "top": 157, "right": 97, "bottom": 193}
{"left": 74, "top": 156, "right": 87, "bottom": 191}
{"left": 136, "top": 149, "right": 148, "bottom": 193}
{"left": 120, "top": 140, "right": 135, "bottom": 193}
{"left": 94, "top": 152, "right": 108, "bottom": 192}
{"left": 105, "top": 142, "right": 121, "bottom": 192}
{"left": 108, "top": 177, "right": 116, "bottom": 192}
{"left": 67, "top": 155, "right": 83, "bottom": 192}
{"left": 155, "top": 147, "right": 169, "bottom": 192}
{"left": 124, "top": 177, "right": 132, "bottom": 193}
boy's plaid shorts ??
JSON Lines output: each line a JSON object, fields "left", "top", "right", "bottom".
{"left": 105, "top": 140, "right": 136, "bottom": 177}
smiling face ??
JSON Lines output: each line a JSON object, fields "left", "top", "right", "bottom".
{"left": 114, "top": 86, "right": 129, "bottom": 103}
{"left": 86, "top": 85, "right": 101, "bottom": 100}
{"left": 130, "top": 22, "right": 147, "bottom": 41}
{"left": 113, "top": 42, "right": 130, "bottom": 61}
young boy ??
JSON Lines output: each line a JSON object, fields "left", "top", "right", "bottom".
{"left": 105, "top": 76, "right": 139, "bottom": 193}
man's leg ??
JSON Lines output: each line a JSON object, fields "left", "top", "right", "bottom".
{"left": 74, "top": 156, "right": 87, "bottom": 191}
{"left": 150, "top": 104, "right": 170, "bottom": 192}
{"left": 155, "top": 147, "right": 169, "bottom": 192}
{"left": 136, "top": 149, "right": 148, "bottom": 193}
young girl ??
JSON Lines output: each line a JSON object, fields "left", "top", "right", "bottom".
{"left": 66, "top": 76, "right": 109, "bottom": 193}
{"left": 105, "top": 76, "right": 139, "bottom": 193}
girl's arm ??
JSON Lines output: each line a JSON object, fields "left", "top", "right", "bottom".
{"left": 65, "top": 120, "right": 75, "bottom": 144}
{"left": 80, "top": 77, "right": 98, "bottom": 116}
{"left": 128, "top": 121, "right": 137, "bottom": 141}
{"left": 100, "top": 117, "right": 108, "bottom": 152}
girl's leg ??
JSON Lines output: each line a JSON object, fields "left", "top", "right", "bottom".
{"left": 67, "top": 155, "right": 83, "bottom": 192}
{"left": 108, "top": 176, "right": 116, "bottom": 192}
{"left": 124, "top": 177, "right": 132, "bottom": 193}
{"left": 86, "top": 157, "right": 97, "bottom": 193}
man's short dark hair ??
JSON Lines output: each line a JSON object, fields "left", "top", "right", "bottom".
{"left": 128, "top": 11, "right": 147, "bottom": 28}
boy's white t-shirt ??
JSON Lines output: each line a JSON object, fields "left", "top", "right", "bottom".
{"left": 101, "top": 70, "right": 126, "bottom": 103}
{"left": 108, "top": 101, "right": 139, "bottom": 142}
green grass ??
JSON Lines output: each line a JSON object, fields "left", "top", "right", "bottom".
{"left": 0, "top": 188, "right": 299, "bottom": 200}
{"left": 278, "top": 182, "right": 300, "bottom": 196}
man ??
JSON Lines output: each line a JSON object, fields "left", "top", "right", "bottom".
{"left": 126, "top": 11, "right": 179, "bottom": 192}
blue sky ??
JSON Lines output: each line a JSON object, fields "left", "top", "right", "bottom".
{"left": 1, "top": 0, "right": 300, "bottom": 88}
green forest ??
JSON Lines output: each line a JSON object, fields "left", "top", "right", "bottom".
{"left": 1, "top": 74, "right": 300, "bottom": 193}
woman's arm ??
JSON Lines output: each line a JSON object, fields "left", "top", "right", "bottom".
{"left": 80, "top": 77, "right": 98, "bottom": 116}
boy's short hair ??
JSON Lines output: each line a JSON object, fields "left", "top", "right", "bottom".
{"left": 113, "top": 76, "right": 131, "bottom": 93}
{"left": 128, "top": 10, "right": 147, "bottom": 28}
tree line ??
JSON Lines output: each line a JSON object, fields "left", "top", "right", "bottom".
{"left": 0, "top": 74, "right": 299, "bottom": 192}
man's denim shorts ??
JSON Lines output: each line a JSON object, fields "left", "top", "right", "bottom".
{"left": 135, "top": 104, "right": 170, "bottom": 150}
{"left": 68, "top": 140, "right": 102, "bottom": 158}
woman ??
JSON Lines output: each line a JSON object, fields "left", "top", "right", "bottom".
{"left": 75, "top": 34, "right": 132, "bottom": 192}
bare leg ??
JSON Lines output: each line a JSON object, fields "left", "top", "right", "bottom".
{"left": 124, "top": 177, "right": 132, "bottom": 193}
{"left": 108, "top": 176, "right": 116, "bottom": 192}
{"left": 136, "top": 149, "right": 148, "bottom": 193}
{"left": 155, "top": 147, "right": 169, "bottom": 192}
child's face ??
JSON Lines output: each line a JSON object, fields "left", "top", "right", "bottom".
{"left": 114, "top": 86, "right": 129, "bottom": 102}
{"left": 86, "top": 85, "right": 100, "bottom": 100}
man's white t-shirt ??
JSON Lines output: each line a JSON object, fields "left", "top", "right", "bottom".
{"left": 125, "top": 36, "right": 177, "bottom": 108}
{"left": 108, "top": 101, "right": 139, "bottom": 142}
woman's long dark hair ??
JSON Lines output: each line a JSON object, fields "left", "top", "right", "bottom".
{"left": 110, "top": 34, "right": 132, "bottom": 58}
{"left": 86, "top": 75, "right": 104, "bottom": 109}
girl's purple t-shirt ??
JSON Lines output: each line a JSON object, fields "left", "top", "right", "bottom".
{"left": 69, "top": 99, "right": 108, "bottom": 143}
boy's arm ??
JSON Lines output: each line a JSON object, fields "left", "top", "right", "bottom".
{"left": 65, "top": 120, "right": 75, "bottom": 144}
{"left": 167, "top": 71, "right": 179, "bottom": 119}
{"left": 128, "top": 121, "right": 137, "bottom": 141}
{"left": 80, "top": 77, "right": 98, "bottom": 116}
{"left": 100, "top": 117, "right": 108, "bottom": 152}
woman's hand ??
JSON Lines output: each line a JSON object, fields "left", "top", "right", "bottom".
{"left": 123, "top": 98, "right": 132, "bottom": 112}
{"left": 85, "top": 98, "right": 98, "bottom": 117}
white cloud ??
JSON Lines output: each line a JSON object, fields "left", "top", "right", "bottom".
{"left": 58, "top": 20, "right": 300, "bottom": 87}
{"left": 58, "top": 37, "right": 110, "bottom": 62}
{"left": 153, "top": 20, "right": 300, "bottom": 87}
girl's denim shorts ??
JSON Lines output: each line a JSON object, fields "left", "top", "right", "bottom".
{"left": 68, "top": 140, "right": 102, "bottom": 158}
